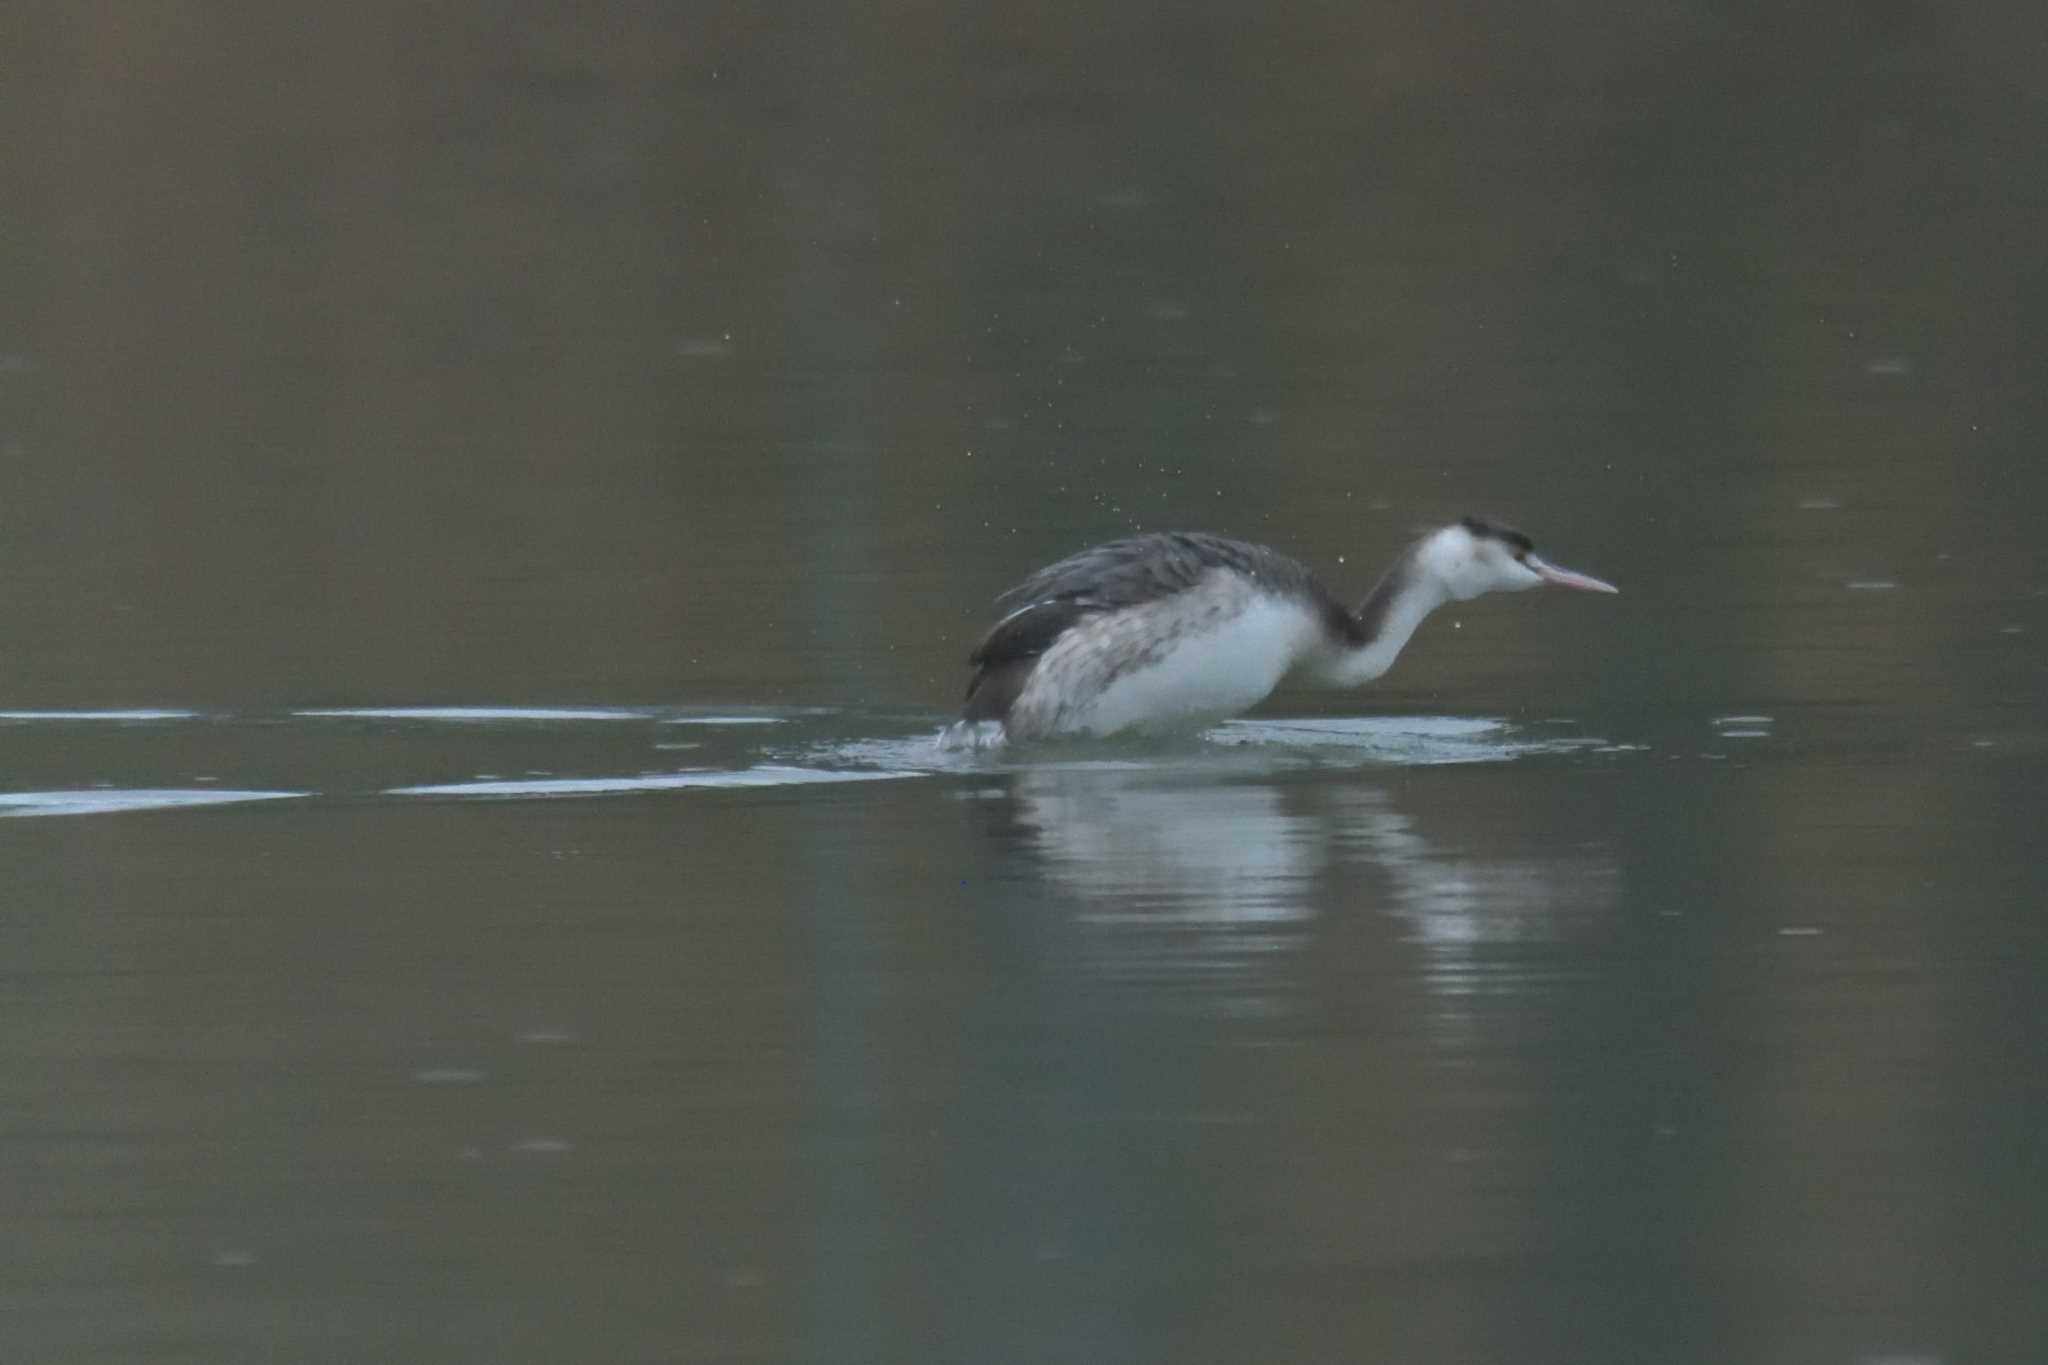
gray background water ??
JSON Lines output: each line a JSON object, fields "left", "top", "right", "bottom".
{"left": 6, "top": 4, "right": 2046, "bottom": 1363}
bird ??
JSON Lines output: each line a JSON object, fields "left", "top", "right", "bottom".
{"left": 940, "top": 516, "right": 1616, "bottom": 748}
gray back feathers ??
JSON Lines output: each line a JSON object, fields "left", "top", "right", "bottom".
{"left": 991, "top": 531, "right": 1341, "bottom": 619}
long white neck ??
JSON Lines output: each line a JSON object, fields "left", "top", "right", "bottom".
{"left": 1307, "top": 554, "right": 1451, "bottom": 689}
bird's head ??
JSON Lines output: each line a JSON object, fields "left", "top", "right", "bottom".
{"left": 1418, "top": 517, "right": 1619, "bottom": 602}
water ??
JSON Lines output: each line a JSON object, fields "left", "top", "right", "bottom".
{"left": 9, "top": 3, "right": 2048, "bottom": 1362}
{"left": 4, "top": 704, "right": 2043, "bottom": 1362}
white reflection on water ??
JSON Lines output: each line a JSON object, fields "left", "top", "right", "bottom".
{"left": 999, "top": 735, "right": 1617, "bottom": 1023}
{"left": 1004, "top": 766, "right": 1316, "bottom": 1014}
{"left": 1331, "top": 785, "right": 1617, "bottom": 1045}
{"left": 1015, "top": 773, "right": 1313, "bottom": 921}
{"left": 1333, "top": 787, "right": 1618, "bottom": 948}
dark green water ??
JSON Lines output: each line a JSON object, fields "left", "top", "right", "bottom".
{"left": 6, "top": 4, "right": 2047, "bottom": 1363}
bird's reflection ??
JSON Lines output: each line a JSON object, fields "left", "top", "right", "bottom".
{"left": 1332, "top": 784, "right": 1619, "bottom": 944}
{"left": 986, "top": 759, "right": 1618, "bottom": 1023}
{"left": 1005, "top": 766, "right": 1316, "bottom": 1010}
{"left": 907, "top": 760, "right": 1620, "bottom": 1361}
{"left": 1324, "top": 783, "right": 1620, "bottom": 1047}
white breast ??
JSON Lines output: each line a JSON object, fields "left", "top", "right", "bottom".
{"left": 1007, "top": 574, "right": 1322, "bottom": 739}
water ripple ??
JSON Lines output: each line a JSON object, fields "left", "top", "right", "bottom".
{"left": 0, "top": 788, "right": 308, "bottom": 818}
{"left": 386, "top": 767, "right": 916, "bottom": 798}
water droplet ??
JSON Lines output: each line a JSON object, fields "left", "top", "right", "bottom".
{"left": 516, "top": 1029, "right": 579, "bottom": 1046}
{"left": 412, "top": 1067, "right": 486, "bottom": 1086}
{"left": 512, "top": 1137, "right": 575, "bottom": 1154}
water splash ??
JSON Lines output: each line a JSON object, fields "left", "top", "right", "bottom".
{"left": 802, "top": 714, "right": 1611, "bottom": 785}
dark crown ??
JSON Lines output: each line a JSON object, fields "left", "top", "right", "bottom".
{"left": 1458, "top": 516, "right": 1534, "bottom": 555}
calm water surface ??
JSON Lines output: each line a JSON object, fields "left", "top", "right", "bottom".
{"left": 9, "top": 3, "right": 2048, "bottom": 1363}
{"left": 4, "top": 700, "right": 2043, "bottom": 1363}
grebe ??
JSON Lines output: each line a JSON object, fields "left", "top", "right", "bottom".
{"left": 940, "top": 517, "right": 1616, "bottom": 747}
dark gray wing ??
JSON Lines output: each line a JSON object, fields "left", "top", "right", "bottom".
{"left": 990, "top": 531, "right": 1324, "bottom": 617}
{"left": 961, "top": 598, "right": 1096, "bottom": 720}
